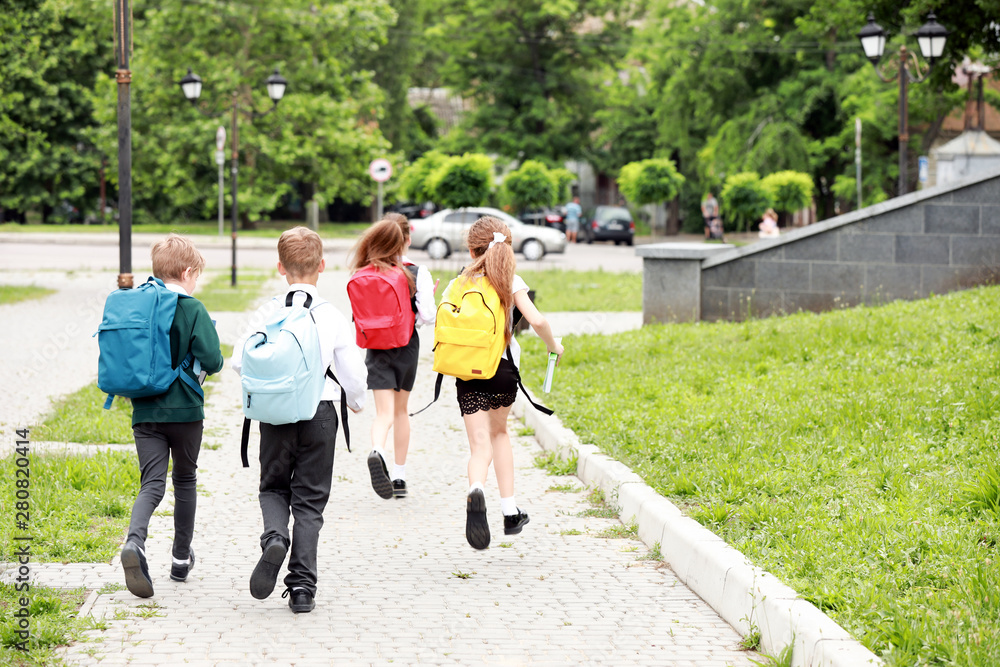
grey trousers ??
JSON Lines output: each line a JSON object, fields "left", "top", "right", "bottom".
{"left": 128, "top": 421, "right": 203, "bottom": 560}
{"left": 258, "top": 401, "right": 338, "bottom": 596}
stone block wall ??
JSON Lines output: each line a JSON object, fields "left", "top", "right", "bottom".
{"left": 700, "top": 172, "right": 1000, "bottom": 322}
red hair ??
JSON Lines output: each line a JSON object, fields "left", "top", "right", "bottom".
{"left": 350, "top": 219, "right": 415, "bottom": 295}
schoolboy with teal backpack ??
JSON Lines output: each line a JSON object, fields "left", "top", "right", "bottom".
{"left": 96, "top": 235, "right": 223, "bottom": 598}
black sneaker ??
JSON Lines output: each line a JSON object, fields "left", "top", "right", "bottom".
{"left": 466, "top": 489, "right": 490, "bottom": 550}
{"left": 169, "top": 548, "right": 195, "bottom": 582}
{"left": 392, "top": 479, "right": 407, "bottom": 498}
{"left": 249, "top": 537, "right": 287, "bottom": 600}
{"left": 121, "top": 541, "right": 154, "bottom": 598}
{"left": 282, "top": 587, "right": 315, "bottom": 613}
{"left": 503, "top": 510, "right": 530, "bottom": 535}
{"left": 367, "top": 450, "right": 393, "bottom": 499}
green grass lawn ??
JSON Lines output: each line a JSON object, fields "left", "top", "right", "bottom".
{"left": 520, "top": 284, "right": 1000, "bottom": 667}
{"left": 0, "top": 220, "right": 371, "bottom": 239}
{"left": 195, "top": 270, "right": 273, "bottom": 312}
{"left": 0, "top": 584, "right": 96, "bottom": 666}
{"left": 431, "top": 268, "right": 641, "bottom": 312}
{"left": 0, "top": 286, "right": 55, "bottom": 306}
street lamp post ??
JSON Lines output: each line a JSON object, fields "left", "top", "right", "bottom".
{"left": 858, "top": 12, "right": 949, "bottom": 196}
{"left": 113, "top": 0, "right": 133, "bottom": 288}
{"left": 215, "top": 127, "right": 226, "bottom": 237}
{"left": 179, "top": 68, "right": 288, "bottom": 286}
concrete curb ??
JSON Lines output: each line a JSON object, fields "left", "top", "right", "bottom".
{"left": 514, "top": 393, "right": 883, "bottom": 667}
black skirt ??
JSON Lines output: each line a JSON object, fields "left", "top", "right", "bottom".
{"left": 455, "top": 356, "right": 518, "bottom": 415}
{"left": 365, "top": 329, "right": 419, "bottom": 392}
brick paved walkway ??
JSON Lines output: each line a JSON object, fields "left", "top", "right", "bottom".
{"left": 6, "top": 270, "right": 757, "bottom": 665}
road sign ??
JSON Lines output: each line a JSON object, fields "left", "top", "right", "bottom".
{"left": 369, "top": 158, "right": 392, "bottom": 182}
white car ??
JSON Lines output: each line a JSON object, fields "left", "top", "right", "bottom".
{"left": 409, "top": 207, "right": 567, "bottom": 261}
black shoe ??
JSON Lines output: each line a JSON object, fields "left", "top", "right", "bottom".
{"left": 169, "top": 548, "right": 195, "bottom": 582}
{"left": 392, "top": 479, "right": 407, "bottom": 498}
{"left": 282, "top": 587, "right": 315, "bottom": 613}
{"left": 250, "top": 537, "right": 287, "bottom": 600}
{"left": 121, "top": 542, "right": 154, "bottom": 598}
{"left": 466, "top": 489, "right": 490, "bottom": 550}
{"left": 367, "top": 450, "right": 393, "bottom": 499}
{"left": 503, "top": 510, "right": 530, "bottom": 535}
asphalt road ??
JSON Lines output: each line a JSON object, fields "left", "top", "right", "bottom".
{"left": 0, "top": 232, "right": 647, "bottom": 274}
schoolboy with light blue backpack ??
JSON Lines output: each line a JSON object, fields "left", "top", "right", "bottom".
{"left": 97, "top": 234, "right": 224, "bottom": 598}
{"left": 231, "top": 227, "right": 368, "bottom": 613}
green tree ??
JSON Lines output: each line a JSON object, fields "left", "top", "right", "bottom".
{"left": 761, "top": 171, "right": 814, "bottom": 227}
{"left": 430, "top": 0, "right": 640, "bottom": 163}
{"left": 720, "top": 172, "right": 772, "bottom": 233}
{"left": 0, "top": 0, "right": 111, "bottom": 222}
{"left": 399, "top": 150, "right": 448, "bottom": 204}
{"left": 427, "top": 153, "right": 494, "bottom": 210}
{"left": 550, "top": 168, "right": 576, "bottom": 204}
{"left": 503, "top": 160, "right": 556, "bottom": 213}
{"left": 618, "top": 158, "right": 685, "bottom": 234}
{"left": 88, "top": 0, "right": 395, "bottom": 226}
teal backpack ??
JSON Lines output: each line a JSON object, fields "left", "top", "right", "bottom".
{"left": 96, "top": 276, "right": 202, "bottom": 409}
{"left": 238, "top": 290, "right": 350, "bottom": 467}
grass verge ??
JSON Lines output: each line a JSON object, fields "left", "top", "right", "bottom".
{"left": 31, "top": 384, "right": 133, "bottom": 445}
{"left": 0, "top": 286, "right": 55, "bottom": 306}
{"left": 431, "top": 268, "right": 641, "bottom": 312}
{"left": 519, "top": 284, "right": 1000, "bottom": 667}
{"left": 0, "top": 221, "right": 371, "bottom": 239}
{"left": 196, "top": 271, "right": 273, "bottom": 313}
{"left": 0, "top": 450, "right": 137, "bottom": 562}
{"left": 0, "top": 584, "right": 95, "bottom": 666}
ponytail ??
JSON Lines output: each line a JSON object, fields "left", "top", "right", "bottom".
{"left": 462, "top": 217, "right": 515, "bottom": 345}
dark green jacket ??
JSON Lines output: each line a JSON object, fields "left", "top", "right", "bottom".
{"left": 131, "top": 295, "right": 224, "bottom": 425}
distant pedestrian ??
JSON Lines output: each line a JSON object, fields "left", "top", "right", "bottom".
{"left": 349, "top": 214, "right": 436, "bottom": 501}
{"left": 441, "top": 216, "right": 564, "bottom": 550}
{"left": 759, "top": 208, "right": 780, "bottom": 238}
{"left": 232, "top": 227, "right": 368, "bottom": 613}
{"left": 702, "top": 192, "right": 724, "bottom": 241}
{"left": 120, "top": 235, "right": 224, "bottom": 598}
{"left": 564, "top": 196, "right": 582, "bottom": 243}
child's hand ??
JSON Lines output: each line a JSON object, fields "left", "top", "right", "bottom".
{"left": 548, "top": 341, "right": 564, "bottom": 365}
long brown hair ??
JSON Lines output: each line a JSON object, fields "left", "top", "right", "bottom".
{"left": 462, "top": 216, "right": 516, "bottom": 345}
{"left": 350, "top": 218, "right": 415, "bottom": 295}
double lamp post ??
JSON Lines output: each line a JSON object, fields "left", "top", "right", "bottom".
{"left": 857, "top": 12, "right": 949, "bottom": 196}
{"left": 178, "top": 68, "right": 288, "bottom": 286}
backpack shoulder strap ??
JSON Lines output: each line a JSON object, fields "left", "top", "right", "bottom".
{"left": 409, "top": 373, "right": 444, "bottom": 417}
{"left": 507, "top": 348, "right": 553, "bottom": 415}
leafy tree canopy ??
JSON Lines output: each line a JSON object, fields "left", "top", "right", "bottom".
{"left": 503, "top": 160, "right": 557, "bottom": 212}
{"left": 618, "top": 158, "right": 685, "bottom": 207}
{"left": 427, "top": 152, "right": 494, "bottom": 209}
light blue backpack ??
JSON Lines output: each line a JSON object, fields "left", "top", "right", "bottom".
{"left": 96, "top": 276, "right": 202, "bottom": 409}
{"left": 239, "top": 291, "right": 350, "bottom": 466}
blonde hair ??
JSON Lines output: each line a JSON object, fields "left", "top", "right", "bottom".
{"left": 462, "top": 216, "right": 515, "bottom": 345}
{"left": 349, "top": 218, "right": 415, "bottom": 295}
{"left": 277, "top": 227, "right": 324, "bottom": 278}
{"left": 764, "top": 208, "right": 777, "bottom": 219}
{"left": 382, "top": 212, "right": 410, "bottom": 242}
{"left": 151, "top": 234, "right": 205, "bottom": 281}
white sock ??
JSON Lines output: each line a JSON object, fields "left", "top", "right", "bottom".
{"left": 500, "top": 496, "right": 518, "bottom": 516}
{"left": 172, "top": 556, "right": 190, "bottom": 565}
{"left": 392, "top": 464, "right": 406, "bottom": 481}
{"left": 469, "top": 482, "right": 485, "bottom": 494}
{"left": 372, "top": 448, "right": 386, "bottom": 461}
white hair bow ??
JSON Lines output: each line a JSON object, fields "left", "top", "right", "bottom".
{"left": 487, "top": 232, "right": 507, "bottom": 250}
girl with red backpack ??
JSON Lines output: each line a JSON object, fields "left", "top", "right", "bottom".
{"left": 348, "top": 216, "right": 436, "bottom": 500}
{"left": 447, "top": 216, "right": 564, "bottom": 550}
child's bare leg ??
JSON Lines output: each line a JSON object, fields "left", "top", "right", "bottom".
{"left": 371, "top": 389, "right": 394, "bottom": 452}
{"left": 392, "top": 390, "right": 411, "bottom": 466}
{"left": 488, "top": 406, "right": 514, "bottom": 497}
{"left": 463, "top": 410, "right": 493, "bottom": 486}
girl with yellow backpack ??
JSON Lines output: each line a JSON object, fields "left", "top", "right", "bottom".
{"left": 435, "top": 216, "right": 564, "bottom": 550}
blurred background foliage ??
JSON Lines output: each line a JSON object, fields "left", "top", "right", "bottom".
{"left": 1, "top": 0, "right": 996, "bottom": 227}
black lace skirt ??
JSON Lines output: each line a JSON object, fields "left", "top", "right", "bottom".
{"left": 455, "top": 357, "right": 518, "bottom": 415}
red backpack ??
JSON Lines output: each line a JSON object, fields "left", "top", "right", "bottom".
{"left": 347, "top": 264, "right": 416, "bottom": 349}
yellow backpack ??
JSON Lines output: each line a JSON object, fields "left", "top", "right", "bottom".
{"left": 433, "top": 276, "right": 506, "bottom": 381}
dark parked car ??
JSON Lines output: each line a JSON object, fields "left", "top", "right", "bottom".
{"left": 582, "top": 206, "right": 634, "bottom": 245}
{"left": 520, "top": 207, "right": 566, "bottom": 233}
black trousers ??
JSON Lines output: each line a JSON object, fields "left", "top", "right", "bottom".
{"left": 128, "top": 420, "right": 203, "bottom": 560}
{"left": 258, "top": 401, "right": 338, "bottom": 596}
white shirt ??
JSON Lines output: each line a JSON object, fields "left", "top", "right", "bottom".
{"left": 402, "top": 256, "right": 436, "bottom": 327}
{"left": 231, "top": 283, "right": 368, "bottom": 411}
